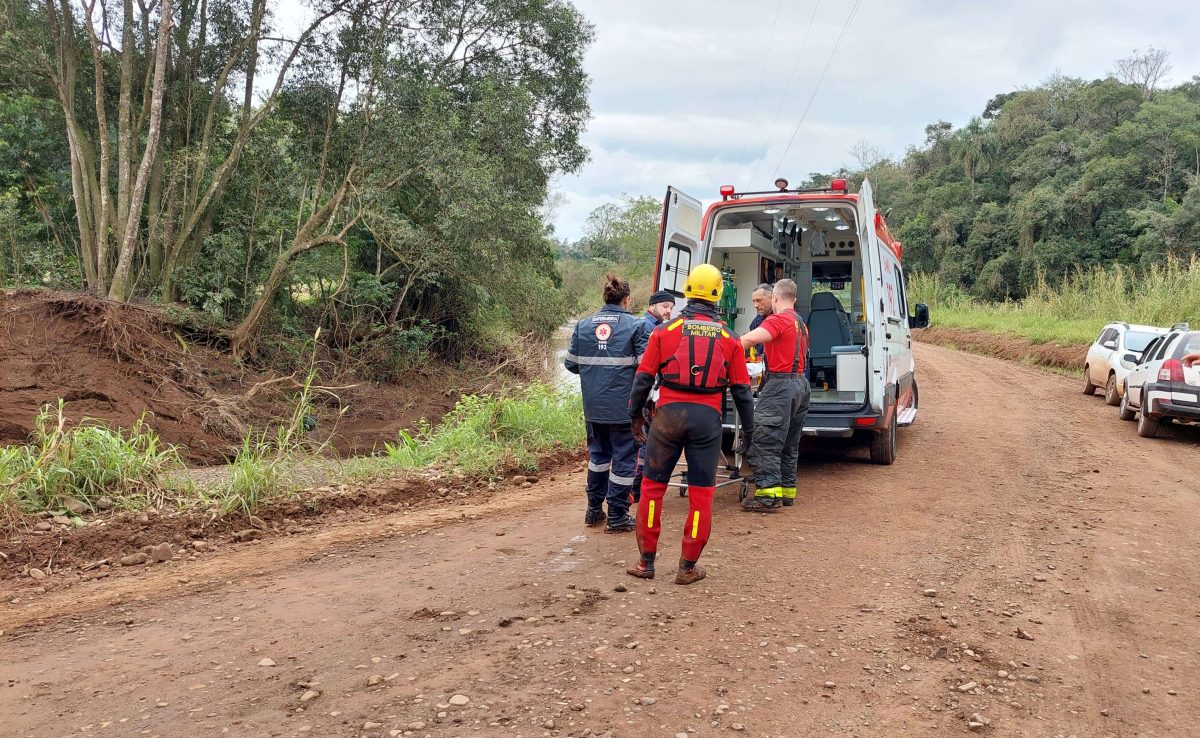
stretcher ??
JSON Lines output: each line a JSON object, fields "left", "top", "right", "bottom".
{"left": 664, "top": 404, "right": 751, "bottom": 501}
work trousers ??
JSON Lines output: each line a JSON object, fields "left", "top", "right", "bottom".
{"left": 585, "top": 421, "right": 638, "bottom": 523}
{"left": 747, "top": 374, "right": 810, "bottom": 498}
{"left": 635, "top": 403, "right": 722, "bottom": 562}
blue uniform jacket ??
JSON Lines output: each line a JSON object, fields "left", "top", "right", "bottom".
{"left": 642, "top": 312, "right": 660, "bottom": 334}
{"left": 566, "top": 304, "right": 651, "bottom": 424}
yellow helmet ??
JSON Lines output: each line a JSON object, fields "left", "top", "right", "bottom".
{"left": 684, "top": 263, "right": 724, "bottom": 302}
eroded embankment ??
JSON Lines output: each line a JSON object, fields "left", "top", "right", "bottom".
{"left": 914, "top": 325, "right": 1087, "bottom": 371}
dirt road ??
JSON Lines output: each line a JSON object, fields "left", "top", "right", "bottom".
{"left": 3, "top": 343, "right": 1199, "bottom": 738}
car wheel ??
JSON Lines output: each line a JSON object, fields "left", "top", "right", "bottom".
{"left": 869, "top": 419, "right": 897, "bottom": 465}
{"left": 1118, "top": 389, "right": 1136, "bottom": 421}
{"left": 1104, "top": 374, "right": 1120, "bottom": 406}
{"left": 1082, "top": 366, "right": 1097, "bottom": 395}
{"left": 1136, "top": 406, "right": 1160, "bottom": 439}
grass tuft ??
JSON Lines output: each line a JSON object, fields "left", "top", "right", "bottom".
{"left": 0, "top": 401, "right": 183, "bottom": 515}
{"left": 367, "top": 383, "right": 584, "bottom": 478}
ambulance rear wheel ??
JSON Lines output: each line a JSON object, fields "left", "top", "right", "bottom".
{"left": 869, "top": 420, "right": 897, "bottom": 465}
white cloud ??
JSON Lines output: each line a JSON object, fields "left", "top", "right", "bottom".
{"left": 552, "top": 0, "right": 1200, "bottom": 239}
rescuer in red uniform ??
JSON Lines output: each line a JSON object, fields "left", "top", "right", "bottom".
{"left": 738, "top": 278, "right": 810, "bottom": 510}
{"left": 626, "top": 264, "right": 755, "bottom": 585}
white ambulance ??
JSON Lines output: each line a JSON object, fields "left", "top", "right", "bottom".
{"left": 652, "top": 178, "right": 929, "bottom": 464}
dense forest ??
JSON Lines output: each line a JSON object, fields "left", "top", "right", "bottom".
{"left": 0, "top": 0, "right": 591, "bottom": 369}
{"left": 562, "top": 51, "right": 1200, "bottom": 304}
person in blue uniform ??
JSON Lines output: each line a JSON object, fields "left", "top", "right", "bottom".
{"left": 565, "top": 276, "right": 652, "bottom": 532}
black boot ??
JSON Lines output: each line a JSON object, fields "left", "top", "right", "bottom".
{"left": 605, "top": 514, "right": 636, "bottom": 533}
{"left": 626, "top": 552, "right": 655, "bottom": 579}
{"left": 584, "top": 507, "right": 605, "bottom": 527}
{"left": 741, "top": 495, "right": 780, "bottom": 512}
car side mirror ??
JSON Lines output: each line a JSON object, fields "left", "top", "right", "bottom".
{"left": 1102, "top": 340, "right": 1118, "bottom": 350}
{"left": 1121, "top": 353, "right": 1139, "bottom": 368}
{"left": 909, "top": 303, "right": 930, "bottom": 329}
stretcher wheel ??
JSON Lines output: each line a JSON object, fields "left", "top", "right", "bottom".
{"left": 679, "top": 485, "right": 688, "bottom": 498}
{"left": 738, "top": 481, "right": 748, "bottom": 502}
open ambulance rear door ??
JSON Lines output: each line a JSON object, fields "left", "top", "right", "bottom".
{"left": 856, "top": 178, "right": 887, "bottom": 405}
{"left": 857, "top": 178, "right": 915, "bottom": 430}
{"left": 654, "top": 187, "right": 704, "bottom": 299}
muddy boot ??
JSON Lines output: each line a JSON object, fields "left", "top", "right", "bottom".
{"left": 781, "top": 487, "right": 796, "bottom": 507}
{"left": 584, "top": 507, "right": 605, "bottom": 527}
{"left": 605, "top": 514, "right": 636, "bottom": 533}
{"left": 626, "top": 552, "right": 655, "bottom": 579}
{"left": 674, "top": 558, "right": 707, "bottom": 585}
{"left": 741, "top": 494, "right": 780, "bottom": 512}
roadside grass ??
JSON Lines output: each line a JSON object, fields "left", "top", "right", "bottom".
{"left": 1, "top": 382, "right": 583, "bottom": 521}
{"left": 351, "top": 382, "right": 584, "bottom": 478}
{"left": 909, "top": 257, "right": 1200, "bottom": 346}
{"left": 0, "top": 401, "right": 184, "bottom": 518}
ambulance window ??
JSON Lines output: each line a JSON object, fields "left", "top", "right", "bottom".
{"left": 883, "top": 260, "right": 904, "bottom": 319}
{"left": 895, "top": 265, "right": 909, "bottom": 316}
{"left": 663, "top": 242, "right": 692, "bottom": 294}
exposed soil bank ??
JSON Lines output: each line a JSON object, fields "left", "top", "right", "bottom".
{"left": 915, "top": 324, "right": 1088, "bottom": 370}
{"left": 0, "top": 290, "right": 459, "bottom": 462}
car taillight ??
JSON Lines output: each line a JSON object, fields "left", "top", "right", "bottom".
{"left": 1159, "top": 359, "right": 1184, "bottom": 382}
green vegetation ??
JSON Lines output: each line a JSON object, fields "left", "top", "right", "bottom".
{"left": 1, "top": 383, "right": 581, "bottom": 517}
{"left": 556, "top": 195, "right": 660, "bottom": 313}
{"left": 0, "top": 0, "right": 592, "bottom": 367}
{"left": 910, "top": 258, "right": 1200, "bottom": 345}
{"left": 801, "top": 50, "right": 1200, "bottom": 301}
{"left": 0, "top": 402, "right": 183, "bottom": 514}
{"left": 372, "top": 383, "right": 583, "bottom": 477}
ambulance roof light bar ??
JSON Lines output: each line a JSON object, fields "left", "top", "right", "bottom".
{"left": 719, "top": 178, "right": 853, "bottom": 200}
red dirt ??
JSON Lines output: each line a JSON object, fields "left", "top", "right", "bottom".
{"left": 0, "top": 290, "right": 457, "bottom": 462}
{"left": 2, "top": 344, "right": 1199, "bottom": 736}
{"left": 915, "top": 325, "right": 1088, "bottom": 370}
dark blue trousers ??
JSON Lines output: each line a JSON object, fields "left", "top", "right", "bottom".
{"left": 585, "top": 421, "right": 638, "bottom": 523}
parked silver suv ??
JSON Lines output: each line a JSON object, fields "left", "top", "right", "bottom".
{"left": 1083, "top": 322, "right": 1167, "bottom": 405}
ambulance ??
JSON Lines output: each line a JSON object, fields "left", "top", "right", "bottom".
{"left": 652, "top": 178, "right": 929, "bottom": 464}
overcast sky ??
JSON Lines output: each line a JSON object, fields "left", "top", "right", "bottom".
{"left": 550, "top": 0, "right": 1200, "bottom": 240}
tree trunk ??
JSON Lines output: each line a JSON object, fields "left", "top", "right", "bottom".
{"left": 229, "top": 178, "right": 354, "bottom": 359}
{"left": 83, "top": 2, "right": 114, "bottom": 289}
{"left": 145, "top": 149, "right": 165, "bottom": 284}
{"left": 108, "top": 0, "right": 173, "bottom": 301}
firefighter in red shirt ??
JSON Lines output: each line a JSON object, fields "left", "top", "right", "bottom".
{"left": 738, "top": 278, "right": 810, "bottom": 510}
{"left": 627, "top": 264, "right": 755, "bottom": 584}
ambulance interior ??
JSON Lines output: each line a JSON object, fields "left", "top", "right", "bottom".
{"left": 706, "top": 202, "right": 868, "bottom": 409}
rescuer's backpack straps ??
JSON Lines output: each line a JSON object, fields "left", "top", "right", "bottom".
{"left": 658, "top": 318, "right": 731, "bottom": 394}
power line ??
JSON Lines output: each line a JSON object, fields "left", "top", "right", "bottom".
{"left": 734, "top": 0, "right": 784, "bottom": 188}
{"left": 770, "top": 0, "right": 863, "bottom": 179}
{"left": 747, "top": 0, "right": 822, "bottom": 188}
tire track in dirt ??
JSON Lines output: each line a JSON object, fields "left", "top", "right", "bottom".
{"left": 2, "top": 343, "right": 1199, "bottom": 737}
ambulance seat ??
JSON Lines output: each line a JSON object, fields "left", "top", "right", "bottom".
{"left": 808, "top": 291, "right": 853, "bottom": 372}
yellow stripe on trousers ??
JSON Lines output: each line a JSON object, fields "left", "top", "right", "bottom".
{"left": 691, "top": 511, "right": 700, "bottom": 538}
{"left": 648, "top": 500, "right": 655, "bottom": 527}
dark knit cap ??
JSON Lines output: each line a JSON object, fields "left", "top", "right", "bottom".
{"left": 648, "top": 290, "right": 676, "bottom": 306}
